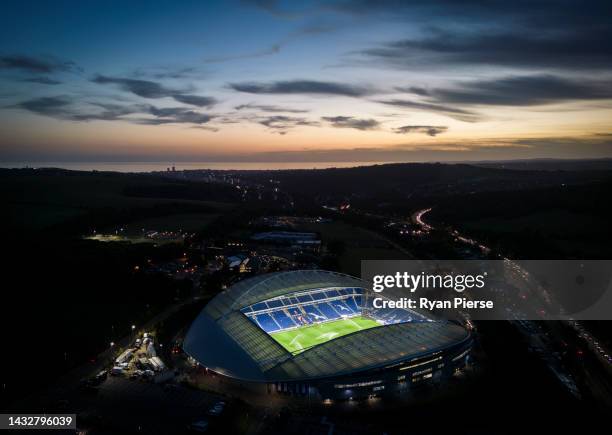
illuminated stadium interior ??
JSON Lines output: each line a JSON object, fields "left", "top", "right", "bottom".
{"left": 241, "top": 287, "right": 430, "bottom": 353}
{"left": 183, "top": 270, "right": 471, "bottom": 391}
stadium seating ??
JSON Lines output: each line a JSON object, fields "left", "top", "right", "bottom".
{"left": 242, "top": 286, "right": 425, "bottom": 334}
{"left": 302, "top": 305, "right": 326, "bottom": 322}
{"left": 344, "top": 297, "right": 359, "bottom": 313}
{"left": 251, "top": 302, "right": 268, "bottom": 311}
{"left": 266, "top": 299, "right": 283, "bottom": 309}
{"left": 310, "top": 292, "right": 327, "bottom": 301}
{"left": 314, "top": 302, "right": 341, "bottom": 320}
{"left": 254, "top": 313, "right": 280, "bottom": 332}
{"left": 272, "top": 310, "right": 297, "bottom": 329}
{"left": 331, "top": 300, "right": 355, "bottom": 316}
{"left": 297, "top": 294, "right": 313, "bottom": 303}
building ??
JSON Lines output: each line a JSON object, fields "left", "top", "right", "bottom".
{"left": 183, "top": 270, "right": 472, "bottom": 400}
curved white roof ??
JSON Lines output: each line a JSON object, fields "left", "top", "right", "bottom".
{"left": 183, "top": 270, "right": 470, "bottom": 382}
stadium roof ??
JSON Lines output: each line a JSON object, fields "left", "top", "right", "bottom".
{"left": 183, "top": 270, "right": 470, "bottom": 382}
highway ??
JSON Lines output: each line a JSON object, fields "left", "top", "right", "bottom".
{"left": 411, "top": 206, "right": 612, "bottom": 401}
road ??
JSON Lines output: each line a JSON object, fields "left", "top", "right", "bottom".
{"left": 412, "top": 206, "right": 612, "bottom": 402}
{"left": 412, "top": 208, "right": 433, "bottom": 232}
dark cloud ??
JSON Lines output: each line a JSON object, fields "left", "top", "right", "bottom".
{"left": 91, "top": 75, "right": 216, "bottom": 107}
{"left": 376, "top": 99, "right": 481, "bottom": 122}
{"left": 360, "top": 29, "right": 612, "bottom": 71}
{"left": 21, "top": 77, "right": 62, "bottom": 85}
{"left": 379, "top": 74, "right": 612, "bottom": 121}
{"left": 15, "top": 96, "right": 72, "bottom": 117}
{"left": 322, "top": 116, "right": 379, "bottom": 130}
{"left": 229, "top": 80, "right": 372, "bottom": 97}
{"left": 133, "top": 66, "right": 205, "bottom": 80}
{"left": 145, "top": 106, "right": 213, "bottom": 124}
{"left": 235, "top": 103, "right": 308, "bottom": 113}
{"left": 324, "top": 0, "right": 612, "bottom": 76}
{"left": 14, "top": 96, "right": 213, "bottom": 126}
{"left": 69, "top": 105, "right": 144, "bottom": 122}
{"left": 0, "top": 54, "right": 79, "bottom": 74}
{"left": 92, "top": 75, "right": 173, "bottom": 98}
{"left": 393, "top": 125, "right": 448, "bottom": 136}
{"left": 190, "top": 125, "right": 220, "bottom": 132}
{"left": 172, "top": 94, "right": 217, "bottom": 107}
{"left": 258, "top": 115, "right": 320, "bottom": 134}
{"left": 14, "top": 97, "right": 147, "bottom": 122}
{"left": 395, "top": 86, "right": 429, "bottom": 96}
{"left": 429, "top": 75, "right": 612, "bottom": 106}
{"left": 348, "top": 0, "right": 612, "bottom": 72}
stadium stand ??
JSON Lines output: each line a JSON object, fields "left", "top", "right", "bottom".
{"left": 242, "top": 286, "right": 427, "bottom": 334}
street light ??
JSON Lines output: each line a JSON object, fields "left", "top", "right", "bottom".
{"left": 110, "top": 341, "right": 115, "bottom": 347}
{"left": 131, "top": 324, "right": 137, "bottom": 347}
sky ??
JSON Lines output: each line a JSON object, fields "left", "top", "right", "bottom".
{"left": 0, "top": 0, "right": 611, "bottom": 163}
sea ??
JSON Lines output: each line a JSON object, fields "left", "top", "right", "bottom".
{"left": 0, "top": 161, "right": 390, "bottom": 173}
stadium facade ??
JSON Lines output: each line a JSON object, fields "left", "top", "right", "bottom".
{"left": 183, "top": 270, "right": 473, "bottom": 399}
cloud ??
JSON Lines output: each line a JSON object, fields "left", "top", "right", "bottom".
{"left": 322, "top": 116, "right": 379, "bottom": 130}
{"left": 395, "top": 86, "right": 429, "bottom": 96}
{"left": 361, "top": 28, "right": 612, "bottom": 71}
{"left": 379, "top": 74, "right": 612, "bottom": 121}
{"left": 172, "top": 94, "right": 217, "bottom": 107}
{"left": 14, "top": 96, "right": 72, "bottom": 117}
{"left": 190, "top": 125, "right": 220, "bottom": 132}
{"left": 0, "top": 54, "right": 79, "bottom": 74}
{"left": 229, "top": 80, "right": 373, "bottom": 97}
{"left": 257, "top": 115, "right": 320, "bottom": 134}
{"left": 69, "top": 103, "right": 146, "bottom": 122}
{"left": 393, "top": 125, "right": 448, "bottom": 136}
{"left": 14, "top": 97, "right": 147, "bottom": 122}
{"left": 133, "top": 66, "right": 206, "bottom": 80}
{"left": 376, "top": 98, "right": 481, "bottom": 122}
{"left": 348, "top": 0, "right": 612, "bottom": 74}
{"left": 21, "top": 77, "right": 62, "bottom": 85}
{"left": 91, "top": 75, "right": 216, "bottom": 107}
{"left": 144, "top": 106, "right": 213, "bottom": 125}
{"left": 92, "top": 75, "right": 173, "bottom": 98}
{"left": 234, "top": 103, "right": 308, "bottom": 113}
{"left": 429, "top": 74, "right": 612, "bottom": 106}
{"left": 14, "top": 96, "right": 213, "bottom": 126}
{"left": 336, "top": 0, "right": 612, "bottom": 71}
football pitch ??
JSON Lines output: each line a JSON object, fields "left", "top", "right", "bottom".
{"left": 271, "top": 316, "right": 381, "bottom": 353}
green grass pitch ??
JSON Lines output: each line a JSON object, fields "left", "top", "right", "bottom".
{"left": 270, "top": 316, "right": 381, "bottom": 353}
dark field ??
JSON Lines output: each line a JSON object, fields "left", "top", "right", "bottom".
{"left": 0, "top": 168, "right": 237, "bottom": 407}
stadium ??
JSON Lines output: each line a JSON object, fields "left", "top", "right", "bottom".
{"left": 183, "top": 270, "right": 473, "bottom": 400}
